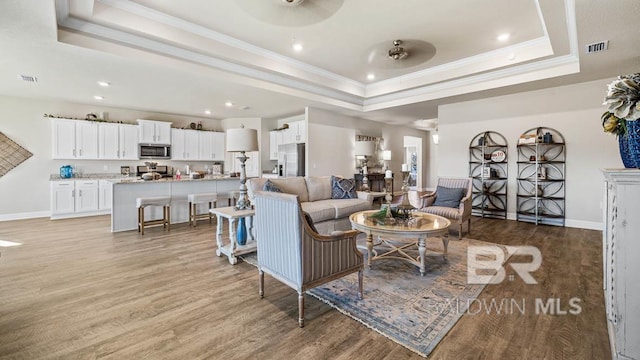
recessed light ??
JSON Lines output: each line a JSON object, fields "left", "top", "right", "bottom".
{"left": 497, "top": 33, "right": 510, "bottom": 42}
{"left": 97, "top": 81, "right": 110, "bottom": 87}
{"left": 204, "top": 110, "right": 211, "bottom": 115}
{"left": 367, "top": 73, "right": 375, "bottom": 81}
{"left": 293, "top": 42, "right": 303, "bottom": 52}
{"left": 507, "top": 53, "right": 516, "bottom": 61}
{"left": 94, "top": 95, "right": 104, "bottom": 100}
{"left": 225, "top": 101, "right": 233, "bottom": 107}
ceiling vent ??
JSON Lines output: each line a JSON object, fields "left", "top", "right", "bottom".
{"left": 19, "top": 74, "right": 38, "bottom": 82}
{"left": 585, "top": 40, "right": 608, "bottom": 54}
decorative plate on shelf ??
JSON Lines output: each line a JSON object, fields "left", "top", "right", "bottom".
{"left": 491, "top": 150, "right": 506, "bottom": 162}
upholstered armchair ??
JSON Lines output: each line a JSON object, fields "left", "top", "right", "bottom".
{"left": 254, "top": 191, "right": 364, "bottom": 327}
{"left": 419, "top": 177, "right": 473, "bottom": 239}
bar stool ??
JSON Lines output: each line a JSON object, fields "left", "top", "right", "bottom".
{"left": 136, "top": 196, "right": 171, "bottom": 235}
{"left": 188, "top": 192, "right": 218, "bottom": 226}
{"left": 228, "top": 190, "right": 240, "bottom": 207}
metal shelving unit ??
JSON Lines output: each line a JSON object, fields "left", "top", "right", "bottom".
{"left": 469, "top": 131, "right": 508, "bottom": 219}
{"left": 516, "top": 127, "right": 566, "bottom": 226}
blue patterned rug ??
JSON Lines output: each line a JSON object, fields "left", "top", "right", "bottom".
{"left": 242, "top": 237, "right": 504, "bottom": 358}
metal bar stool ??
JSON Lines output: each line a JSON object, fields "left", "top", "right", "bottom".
{"left": 136, "top": 196, "right": 171, "bottom": 235}
{"left": 188, "top": 192, "right": 218, "bottom": 227}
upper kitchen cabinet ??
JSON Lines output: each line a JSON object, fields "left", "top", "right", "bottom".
{"left": 269, "top": 130, "right": 282, "bottom": 160}
{"left": 199, "top": 131, "right": 225, "bottom": 161}
{"left": 137, "top": 119, "right": 171, "bottom": 144}
{"left": 283, "top": 120, "right": 306, "bottom": 144}
{"left": 98, "top": 123, "right": 139, "bottom": 160}
{"left": 171, "top": 128, "right": 200, "bottom": 161}
{"left": 51, "top": 118, "right": 98, "bottom": 159}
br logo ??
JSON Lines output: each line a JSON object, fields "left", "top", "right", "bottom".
{"left": 467, "top": 245, "right": 542, "bottom": 284}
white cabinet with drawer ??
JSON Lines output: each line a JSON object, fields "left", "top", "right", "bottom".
{"left": 51, "top": 179, "right": 113, "bottom": 219}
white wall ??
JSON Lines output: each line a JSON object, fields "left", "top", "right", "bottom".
{"left": 0, "top": 95, "right": 221, "bottom": 219}
{"left": 306, "top": 107, "right": 431, "bottom": 192}
{"left": 436, "top": 78, "right": 621, "bottom": 229}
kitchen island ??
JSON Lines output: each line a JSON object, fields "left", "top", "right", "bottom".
{"left": 111, "top": 176, "right": 240, "bottom": 232}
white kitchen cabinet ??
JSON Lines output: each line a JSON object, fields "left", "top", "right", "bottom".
{"left": 76, "top": 121, "right": 99, "bottom": 159}
{"left": 99, "top": 123, "right": 139, "bottom": 160}
{"left": 171, "top": 129, "right": 199, "bottom": 160}
{"left": 280, "top": 120, "right": 306, "bottom": 145}
{"left": 269, "top": 130, "right": 280, "bottom": 160}
{"left": 50, "top": 181, "right": 75, "bottom": 215}
{"left": 603, "top": 169, "right": 640, "bottom": 360}
{"left": 51, "top": 119, "right": 76, "bottom": 159}
{"left": 75, "top": 180, "right": 99, "bottom": 213}
{"left": 99, "top": 180, "right": 113, "bottom": 211}
{"left": 137, "top": 119, "right": 172, "bottom": 144}
{"left": 198, "top": 131, "right": 225, "bottom": 161}
{"left": 51, "top": 118, "right": 98, "bottom": 159}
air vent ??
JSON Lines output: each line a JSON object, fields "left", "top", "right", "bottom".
{"left": 19, "top": 74, "right": 38, "bottom": 82}
{"left": 585, "top": 40, "right": 608, "bottom": 54}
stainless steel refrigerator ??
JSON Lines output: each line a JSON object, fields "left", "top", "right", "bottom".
{"left": 277, "top": 143, "right": 305, "bottom": 177}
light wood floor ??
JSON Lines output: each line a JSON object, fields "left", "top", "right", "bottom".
{"left": 0, "top": 215, "right": 610, "bottom": 359}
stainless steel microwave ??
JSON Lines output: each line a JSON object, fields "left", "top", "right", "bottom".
{"left": 139, "top": 144, "right": 171, "bottom": 159}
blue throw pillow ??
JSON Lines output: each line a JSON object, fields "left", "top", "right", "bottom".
{"left": 432, "top": 186, "right": 465, "bottom": 208}
{"left": 331, "top": 176, "right": 357, "bottom": 199}
{"left": 262, "top": 179, "right": 282, "bottom": 193}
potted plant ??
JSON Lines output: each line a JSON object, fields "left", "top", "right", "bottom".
{"left": 602, "top": 73, "right": 640, "bottom": 168}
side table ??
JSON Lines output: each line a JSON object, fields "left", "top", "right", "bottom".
{"left": 209, "top": 206, "right": 256, "bottom": 265}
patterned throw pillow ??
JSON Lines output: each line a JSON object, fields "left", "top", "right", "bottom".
{"left": 331, "top": 176, "right": 357, "bottom": 199}
{"left": 262, "top": 179, "right": 282, "bottom": 193}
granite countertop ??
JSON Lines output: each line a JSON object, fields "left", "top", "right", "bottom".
{"left": 50, "top": 173, "right": 238, "bottom": 182}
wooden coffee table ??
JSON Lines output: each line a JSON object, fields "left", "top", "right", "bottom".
{"left": 349, "top": 210, "right": 451, "bottom": 276}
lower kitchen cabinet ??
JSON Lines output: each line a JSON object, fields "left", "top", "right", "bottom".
{"left": 51, "top": 179, "right": 113, "bottom": 219}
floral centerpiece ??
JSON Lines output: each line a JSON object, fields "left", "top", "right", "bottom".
{"left": 602, "top": 73, "right": 640, "bottom": 168}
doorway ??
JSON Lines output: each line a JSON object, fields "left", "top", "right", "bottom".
{"left": 403, "top": 136, "right": 422, "bottom": 191}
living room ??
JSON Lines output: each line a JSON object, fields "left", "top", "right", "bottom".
{"left": 1, "top": 1, "right": 639, "bottom": 359}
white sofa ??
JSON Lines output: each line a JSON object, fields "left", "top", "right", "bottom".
{"left": 247, "top": 176, "right": 373, "bottom": 234}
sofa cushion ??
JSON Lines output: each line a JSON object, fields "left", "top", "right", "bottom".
{"left": 262, "top": 179, "right": 282, "bottom": 193}
{"left": 305, "top": 176, "right": 332, "bottom": 201}
{"left": 270, "top": 177, "right": 309, "bottom": 202}
{"left": 324, "top": 198, "right": 371, "bottom": 218}
{"left": 432, "top": 186, "right": 465, "bottom": 208}
{"left": 331, "top": 176, "right": 357, "bottom": 199}
{"left": 301, "top": 201, "right": 336, "bottom": 223}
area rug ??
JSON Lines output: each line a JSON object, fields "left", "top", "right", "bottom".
{"left": 241, "top": 237, "right": 506, "bottom": 358}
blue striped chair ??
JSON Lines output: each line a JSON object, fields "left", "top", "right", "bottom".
{"left": 254, "top": 191, "right": 364, "bottom": 327}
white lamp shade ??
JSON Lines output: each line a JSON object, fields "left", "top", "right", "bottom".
{"left": 226, "top": 127, "right": 259, "bottom": 152}
{"left": 381, "top": 150, "right": 392, "bottom": 161}
{"left": 355, "top": 141, "right": 375, "bottom": 156}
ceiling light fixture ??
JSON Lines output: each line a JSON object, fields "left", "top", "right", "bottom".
{"left": 388, "top": 40, "right": 408, "bottom": 61}
{"left": 367, "top": 73, "right": 375, "bottom": 81}
{"left": 225, "top": 101, "right": 233, "bottom": 107}
{"left": 97, "top": 81, "right": 110, "bottom": 87}
{"left": 497, "top": 33, "right": 510, "bottom": 42}
{"left": 292, "top": 42, "right": 303, "bottom": 52}
{"left": 94, "top": 95, "right": 103, "bottom": 100}
{"left": 204, "top": 110, "right": 211, "bottom": 115}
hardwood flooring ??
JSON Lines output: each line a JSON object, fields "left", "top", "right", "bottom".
{"left": 0, "top": 215, "right": 610, "bottom": 359}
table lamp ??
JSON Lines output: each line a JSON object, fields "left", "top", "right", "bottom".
{"left": 226, "top": 125, "right": 259, "bottom": 210}
{"left": 381, "top": 150, "right": 391, "bottom": 171}
{"left": 355, "top": 141, "right": 375, "bottom": 191}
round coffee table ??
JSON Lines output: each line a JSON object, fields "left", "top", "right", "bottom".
{"left": 349, "top": 210, "right": 451, "bottom": 276}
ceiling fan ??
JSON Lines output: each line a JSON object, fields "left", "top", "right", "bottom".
{"left": 235, "top": 0, "right": 345, "bottom": 27}
{"left": 366, "top": 39, "right": 437, "bottom": 69}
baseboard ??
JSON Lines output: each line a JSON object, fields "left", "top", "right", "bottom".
{"left": 50, "top": 210, "right": 111, "bottom": 220}
{"left": 504, "top": 212, "right": 602, "bottom": 230}
{"left": 0, "top": 211, "right": 50, "bottom": 222}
